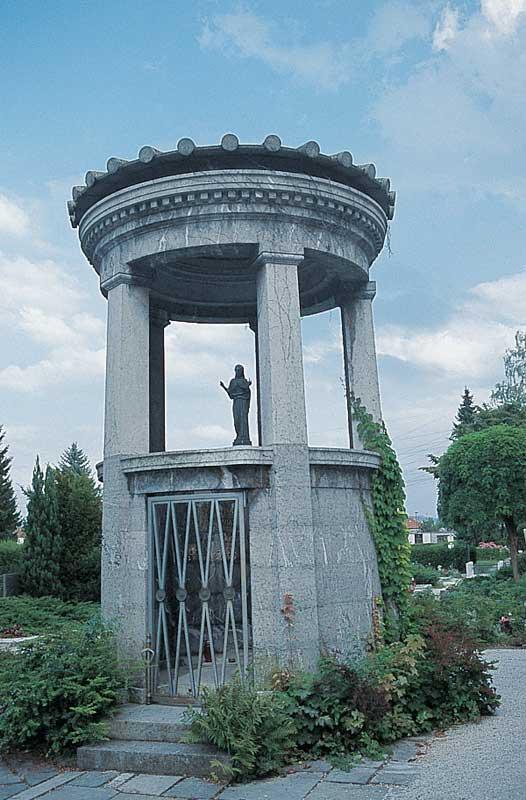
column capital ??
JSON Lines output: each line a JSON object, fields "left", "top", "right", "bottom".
{"left": 101, "top": 272, "right": 151, "bottom": 295}
{"left": 339, "top": 280, "right": 376, "bottom": 304}
{"left": 252, "top": 251, "right": 304, "bottom": 270}
{"left": 150, "top": 306, "right": 171, "bottom": 328}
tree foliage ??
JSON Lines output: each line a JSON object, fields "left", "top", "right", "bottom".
{"left": 58, "top": 442, "right": 93, "bottom": 477}
{"left": 451, "top": 387, "right": 477, "bottom": 440}
{"left": 438, "top": 425, "right": 526, "bottom": 581}
{"left": 491, "top": 330, "right": 526, "bottom": 407}
{"left": 22, "top": 459, "right": 63, "bottom": 597}
{"left": 0, "top": 426, "right": 20, "bottom": 539}
{"left": 55, "top": 466, "right": 101, "bottom": 601}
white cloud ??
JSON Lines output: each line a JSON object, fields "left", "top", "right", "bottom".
{"left": 377, "top": 269, "right": 526, "bottom": 377}
{"left": 198, "top": 3, "right": 431, "bottom": 90}
{"left": 481, "top": 0, "right": 526, "bottom": 35}
{"left": 0, "top": 250, "right": 106, "bottom": 392}
{"left": 199, "top": 10, "right": 353, "bottom": 90}
{"left": 191, "top": 424, "right": 231, "bottom": 442}
{"left": 373, "top": 0, "right": 526, "bottom": 198}
{"left": 0, "top": 194, "right": 30, "bottom": 237}
{"left": 433, "top": 5, "right": 460, "bottom": 50}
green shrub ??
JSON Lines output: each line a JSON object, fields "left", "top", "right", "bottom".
{"left": 0, "top": 596, "right": 99, "bottom": 635}
{"left": 495, "top": 553, "right": 526, "bottom": 580}
{"left": 475, "top": 547, "right": 509, "bottom": 562}
{"left": 0, "top": 619, "right": 124, "bottom": 754}
{"left": 411, "top": 544, "right": 475, "bottom": 571}
{"left": 0, "top": 540, "right": 25, "bottom": 575}
{"left": 185, "top": 680, "right": 295, "bottom": 780}
{"left": 410, "top": 564, "right": 440, "bottom": 585}
{"left": 410, "top": 576, "right": 526, "bottom": 646}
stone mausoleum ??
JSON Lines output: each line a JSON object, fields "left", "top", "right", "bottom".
{"left": 69, "top": 134, "right": 395, "bottom": 700}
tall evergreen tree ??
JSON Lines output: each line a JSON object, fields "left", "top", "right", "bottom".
{"left": 55, "top": 469, "right": 102, "bottom": 601}
{"left": 23, "top": 459, "right": 63, "bottom": 597}
{"left": 56, "top": 442, "right": 101, "bottom": 600}
{"left": 58, "top": 442, "right": 93, "bottom": 478}
{"left": 451, "top": 387, "right": 478, "bottom": 439}
{"left": 0, "top": 426, "right": 20, "bottom": 539}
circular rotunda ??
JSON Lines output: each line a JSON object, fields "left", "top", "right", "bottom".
{"left": 70, "top": 134, "right": 395, "bottom": 700}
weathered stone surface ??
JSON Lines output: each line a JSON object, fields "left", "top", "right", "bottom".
{"left": 218, "top": 772, "right": 320, "bottom": 800}
{"left": 163, "top": 776, "right": 222, "bottom": 798}
{"left": 70, "top": 771, "right": 119, "bottom": 787}
{"left": 308, "top": 784, "right": 388, "bottom": 799}
{"left": 0, "top": 785, "right": 27, "bottom": 799}
{"left": 113, "top": 773, "right": 182, "bottom": 794}
{"left": 77, "top": 740, "right": 231, "bottom": 778}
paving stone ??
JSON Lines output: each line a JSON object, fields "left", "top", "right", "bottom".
{"left": 308, "top": 784, "right": 389, "bottom": 799}
{"left": 116, "top": 774, "right": 182, "bottom": 795}
{"left": 371, "top": 766, "right": 419, "bottom": 786}
{"left": 106, "top": 773, "right": 135, "bottom": 790}
{"left": 70, "top": 771, "right": 120, "bottom": 787}
{"left": 9, "top": 766, "right": 59, "bottom": 787}
{"left": 302, "top": 760, "right": 333, "bottom": 773}
{"left": 163, "top": 777, "right": 222, "bottom": 798}
{"left": 8, "top": 772, "right": 83, "bottom": 800}
{"left": 389, "top": 741, "right": 420, "bottom": 762}
{"left": 0, "top": 786, "right": 29, "bottom": 800}
{"left": 326, "top": 766, "right": 378, "bottom": 784}
{"left": 217, "top": 772, "right": 320, "bottom": 800}
{"left": 0, "top": 768, "right": 21, "bottom": 786}
{"left": 40, "top": 787, "right": 118, "bottom": 800}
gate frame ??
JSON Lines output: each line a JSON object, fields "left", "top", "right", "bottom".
{"left": 147, "top": 490, "right": 250, "bottom": 699}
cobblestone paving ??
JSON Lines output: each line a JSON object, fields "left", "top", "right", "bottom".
{"left": 1, "top": 650, "right": 522, "bottom": 800}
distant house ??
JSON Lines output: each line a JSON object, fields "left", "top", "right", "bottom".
{"left": 406, "top": 518, "right": 456, "bottom": 546}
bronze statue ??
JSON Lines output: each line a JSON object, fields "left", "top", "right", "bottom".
{"left": 220, "top": 364, "right": 252, "bottom": 446}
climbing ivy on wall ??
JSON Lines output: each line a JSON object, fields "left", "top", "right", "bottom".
{"left": 351, "top": 396, "right": 412, "bottom": 642}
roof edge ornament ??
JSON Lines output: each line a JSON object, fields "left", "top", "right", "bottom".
{"left": 68, "top": 136, "right": 395, "bottom": 228}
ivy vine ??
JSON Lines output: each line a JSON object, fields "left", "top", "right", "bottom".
{"left": 351, "top": 396, "right": 412, "bottom": 642}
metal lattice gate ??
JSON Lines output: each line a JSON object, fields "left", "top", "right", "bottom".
{"left": 148, "top": 492, "right": 250, "bottom": 699}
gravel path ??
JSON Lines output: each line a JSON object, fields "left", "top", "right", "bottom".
{"left": 387, "top": 649, "right": 526, "bottom": 800}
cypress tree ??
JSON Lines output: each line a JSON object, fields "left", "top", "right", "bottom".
{"left": 23, "top": 459, "right": 63, "bottom": 597}
{"left": 451, "top": 387, "right": 477, "bottom": 439}
{"left": 0, "top": 425, "right": 20, "bottom": 539}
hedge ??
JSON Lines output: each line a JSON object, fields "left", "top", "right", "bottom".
{"left": 475, "top": 547, "right": 509, "bottom": 562}
{"left": 410, "top": 543, "right": 476, "bottom": 571}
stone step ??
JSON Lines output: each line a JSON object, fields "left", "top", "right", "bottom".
{"left": 77, "top": 739, "right": 231, "bottom": 777}
{"left": 109, "top": 703, "right": 191, "bottom": 742}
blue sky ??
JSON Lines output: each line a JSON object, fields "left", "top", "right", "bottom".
{"left": 1, "top": 0, "right": 525, "bottom": 517}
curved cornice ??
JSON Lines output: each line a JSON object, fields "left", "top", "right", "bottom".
{"left": 69, "top": 134, "right": 396, "bottom": 228}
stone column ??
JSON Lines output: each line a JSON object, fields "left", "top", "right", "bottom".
{"left": 340, "top": 281, "right": 382, "bottom": 449}
{"left": 251, "top": 252, "right": 320, "bottom": 671}
{"left": 149, "top": 307, "right": 170, "bottom": 453}
{"left": 248, "top": 318, "right": 262, "bottom": 447}
{"left": 101, "top": 278, "right": 150, "bottom": 665}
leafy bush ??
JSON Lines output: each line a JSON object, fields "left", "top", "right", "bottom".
{"left": 411, "top": 564, "right": 440, "bottom": 585}
{"left": 189, "top": 607, "right": 499, "bottom": 780}
{"left": 411, "top": 544, "right": 475, "bottom": 571}
{"left": 410, "top": 576, "right": 526, "bottom": 646}
{"left": 475, "top": 546, "right": 509, "bottom": 562}
{"left": 0, "top": 596, "right": 99, "bottom": 635}
{"left": 0, "top": 620, "right": 124, "bottom": 754}
{"left": 495, "top": 553, "right": 526, "bottom": 580}
{"left": 0, "top": 540, "right": 25, "bottom": 575}
{"left": 185, "top": 680, "right": 295, "bottom": 780}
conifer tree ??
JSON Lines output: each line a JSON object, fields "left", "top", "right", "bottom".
{"left": 56, "top": 442, "right": 102, "bottom": 600}
{"left": 23, "top": 459, "right": 63, "bottom": 597}
{"left": 451, "top": 387, "right": 477, "bottom": 439}
{"left": 0, "top": 425, "right": 20, "bottom": 539}
{"left": 58, "top": 442, "right": 92, "bottom": 478}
